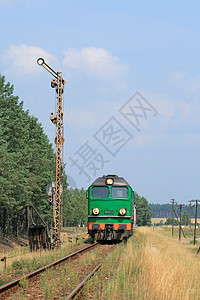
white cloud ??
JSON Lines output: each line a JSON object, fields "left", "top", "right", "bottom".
{"left": 145, "top": 92, "right": 176, "bottom": 121}
{"left": 3, "top": 44, "right": 57, "bottom": 74}
{"left": 145, "top": 92, "right": 192, "bottom": 122}
{"left": 3, "top": 45, "right": 128, "bottom": 86}
{"left": 62, "top": 47, "right": 128, "bottom": 81}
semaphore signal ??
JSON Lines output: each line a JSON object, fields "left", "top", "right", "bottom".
{"left": 37, "top": 58, "right": 66, "bottom": 247}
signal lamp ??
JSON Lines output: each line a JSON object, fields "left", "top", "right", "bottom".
{"left": 119, "top": 208, "right": 126, "bottom": 216}
{"left": 93, "top": 208, "right": 99, "bottom": 215}
{"left": 51, "top": 79, "right": 57, "bottom": 88}
{"left": 50, "top": 113, "right": 57, "bottom": 124}
{"left": 106, "top": 178, "right": 114, "bottom": 185}
{"left": 48, "top": 196, "right": 53, "bottom": 204}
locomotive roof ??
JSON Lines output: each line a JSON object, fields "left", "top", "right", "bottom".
{"left": 90, "top": 175, "right": 131, "bottom": 187}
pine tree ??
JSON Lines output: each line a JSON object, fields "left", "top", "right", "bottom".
{"left": 0, "top": 75, "right": 56, "bottom": 235}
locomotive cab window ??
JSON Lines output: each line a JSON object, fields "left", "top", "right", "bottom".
{"left": 92, "top": 186, "right": 109, "bottom": 198}
{"left": 111, "top": 187, "right": 128, "bottom": 198}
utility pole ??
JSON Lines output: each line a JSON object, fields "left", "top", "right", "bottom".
{"left": 174, "top": 206, "right": 186, "bottom": 239}
{"left": 37, "top": 58, "right": 66, "bottom": 247}
{"left": 188, "top": 200, "right": 200, "bottom": 245}
{"left": 189, "top": 201, "right": 192, "bottom": 229}
{"left": 177, "top": 204, "right": 184, "bottom": 241}
{"left": 171, "top": 199, "right": 175, "bottom": 237}
{"left": 194, "top": 200, "right": 198, "bottom": 245}
{"left": 188, "top": 200, "right": 196, "bottom": 228}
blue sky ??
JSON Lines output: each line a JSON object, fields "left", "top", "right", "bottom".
{"left": 1, "top": 0, "right": 200, "bottom": 204}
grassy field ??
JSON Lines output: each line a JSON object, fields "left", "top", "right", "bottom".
{"left": 0, "top": 231, "right": 88, "bottom": 283}
{"left": 152, "top": 217, "right": 200, "bottom": 224}
{"left": 151, "top": 217, "right": 167, "bottom": 223}
{"left": 83, "top": 226, "right": 200, "bottom": 299}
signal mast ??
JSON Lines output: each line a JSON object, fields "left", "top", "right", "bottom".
{"left": 37, "top": 58, "right": 66, "bottom": 247}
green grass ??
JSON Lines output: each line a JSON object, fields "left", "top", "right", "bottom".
{"left": 14, "top": 241, "right": 101, "bottom": 299}
{"left": 0, "top": 238, "right": 86, "bottom": 289}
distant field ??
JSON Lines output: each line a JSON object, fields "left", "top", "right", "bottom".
{"left": 152, "top": 218, "right": 199, "bottom": 224}
{"left": 152, "top": 218, "right": 167, "bottom": 223}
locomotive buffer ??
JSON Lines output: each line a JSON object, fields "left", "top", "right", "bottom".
{"left": 37, "top": 58, "right": 66, "bottom": 247}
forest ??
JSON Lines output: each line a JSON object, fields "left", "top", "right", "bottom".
{"left": 0, "top": 75, "right": 151, "bottom": 237}
{"left": 150, "top": 203, "right": 200, "bottom": 219}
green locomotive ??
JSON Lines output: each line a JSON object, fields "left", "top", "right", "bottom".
{"left": 87, "top": 175, "right": 136, "bottom": 241}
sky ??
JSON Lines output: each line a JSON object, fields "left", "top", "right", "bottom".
{"left": 1, "top": 0, "right": 200, "bottom": 204}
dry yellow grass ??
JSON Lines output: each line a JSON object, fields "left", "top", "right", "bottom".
{"left": 88, "top": 227, "right": 200, "bottom": 299}
{"left": 138, "top": 227, "right": 200, "bottom": 300}
{"left": 152, "top": 217, "right": 199, "bottom": 223}
{"left": 152, "top": 217, "right": 167, "bottom": 223}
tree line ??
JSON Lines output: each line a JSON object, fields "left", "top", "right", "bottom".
{"left": 0, "top": 75, "right": 56, "bottom": 236}
{"left": 0, "top": 75, "right": 151, "bottom": 237}
{"left": 165, "top": 211, "right": 190, "bottom": 226}
{"left": 149, "top": 203, "right": 200, "bottom": 219}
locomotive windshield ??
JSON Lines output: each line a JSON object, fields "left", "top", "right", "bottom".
{"left": 111, "top": 187, "right": 128, "bottom": 198}
{"left": 92, "top": 186, "right": 109, "bottom": 198}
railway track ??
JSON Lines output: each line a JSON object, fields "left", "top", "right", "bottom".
{"left": 0, "top": 242, "right": 98, "bottom": 299}
{"left": 65, "top": 244, "right": 117, "bottom": 299}
{"left": 65, "top": 263, "right": 101, "bottom": 299}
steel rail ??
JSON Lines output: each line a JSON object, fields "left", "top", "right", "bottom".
{"left": 0, "top": 243, "right": 98, "bottom": 295}
{"left": 65, "top": 244, "right": 118, "bottom": 299}
{"left": 65, "top": 263, "right": 101, "bottom": 299}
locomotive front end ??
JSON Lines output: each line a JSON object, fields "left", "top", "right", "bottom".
{"left": 87, "top": 175, "right": 135, "bottom": 241}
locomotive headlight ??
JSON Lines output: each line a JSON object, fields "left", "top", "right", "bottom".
{"left": 106, "top": 178, "right": 114, "bottom": 185}
{"left": 119, "top": 208, "right": 126, "bottom": 216}
{"left": 93, "top": 208, "right": 99, "bottom": 215}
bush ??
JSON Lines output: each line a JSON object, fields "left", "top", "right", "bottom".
{"left": 165, "top": 217, "right": 179, "bottom": 226}
{"left": 12, "top": 259, "right": 25, "bottom": 270}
